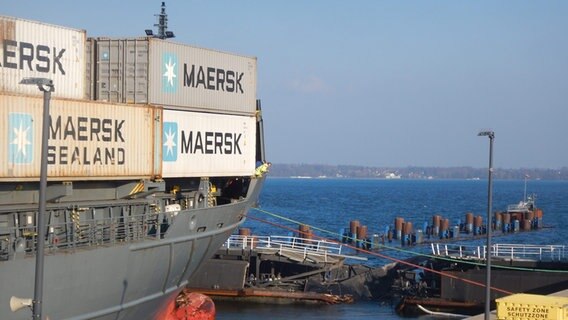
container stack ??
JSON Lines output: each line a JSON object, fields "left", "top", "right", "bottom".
{"left": 1, "top": 15, "right": 258, "bottom": 182}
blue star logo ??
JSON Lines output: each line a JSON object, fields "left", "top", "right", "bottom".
{"left": 163, "top": 122, "right": 178, "bottom": 161}
{"left": 8, "top": 113, "right": 34, "bottom": 164}
{"left": 162, "top": 53, "right": 178, "bottom": 93}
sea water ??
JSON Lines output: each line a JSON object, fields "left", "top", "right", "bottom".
{"left": 216, "top": 178, "right": 568, "bottom": 319}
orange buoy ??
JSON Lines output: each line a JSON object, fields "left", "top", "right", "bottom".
{"left": 465, "top": 212, "right": 474, "bottom": 225}
{"left": 432, "top": 215, "right": 441, "bottom": 236}
{"left": 473, "top": 215, "right": 483, "bottom": 235}
{"left": 502, "top": 213, "right": 511, "bottom": 224}
{"left": 356, "top": 225, "right": 368, "bottom": 240}
{"left": 349, "top": 220, "right": 360, "bottom": 236}
{"left": 402, "top": 221, "right": 413, "bottom": 235}
{"left": 394, "top": 217, "right": 404, "bottom": 231}
{"left": 432, "top": 215, "right": 441, "bottom": 228}
{"left": 474, "top": 216, "right": 483, "bottom": 228}
{"left": 299, "top": 224, "right": 310, "bottom": 238}
{"left": 238, "top": 228, "right": 251, "bottom": 236}
{"left": 441, "top": 219, "right": 449, "bottom": 232}
{"left": 158, "top": 290, "right": 215, "bottom": 320}
{"left": 394, "top": 217, "right": 404, "bottom": 239}
{"left": 465, "top": 212, "right": 474, "bottom": 233}
{"left": 494, "top": 212, "right": 502, "bottom": 230}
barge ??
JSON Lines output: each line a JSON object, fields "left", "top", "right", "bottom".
{"left": 394, "top": 242, "right": 568, "bottom": 316}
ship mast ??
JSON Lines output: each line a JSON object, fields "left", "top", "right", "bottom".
{"left": 144, "top": 2, "right": 175, "bottom": 39}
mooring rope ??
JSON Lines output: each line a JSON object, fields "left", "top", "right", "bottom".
{"left": 251, "top": 207, "right": 568, "bottom": 274}
{"left": 248, "top": 206, "right": 566, "bottom": 295}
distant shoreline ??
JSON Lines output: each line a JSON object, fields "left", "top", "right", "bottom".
{"left": 268, "top": 163, "right": 568, "bottom": 180}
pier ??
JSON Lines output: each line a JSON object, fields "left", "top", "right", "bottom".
{"left": 187, "top": 233, "right": 401, "bottom": 304}
{"left": 338, "top": 201, "right": 545, "bottom": 249}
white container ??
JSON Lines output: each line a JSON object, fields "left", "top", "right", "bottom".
{"left": 0, "top": 93, "right": 157, "bottom": 181}
{"left": 89, "top": 38, "right": 257, "bottom": 115}
{"left": 148, "top": 39, "right": 257, "bottom": 114}
{"left": 162, "top": 109, "right": 256, "bottom": 177}
{"left": 0, "top": 16, "right": 86, "bottom": 99}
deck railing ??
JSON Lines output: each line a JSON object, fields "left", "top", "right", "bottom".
{"left": 431, "top": 243, "right": 567, "bottom": 261}
{"left": 0, "top": 212, "right": 161, "bottom": 261}
{"left": 223, "top": 235, "right": 354, "bottom": 261}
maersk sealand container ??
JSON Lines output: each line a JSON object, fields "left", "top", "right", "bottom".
{"left": 0, "top": 93, "right": 160, "bottom": 181}
{"left": 0, "top": 16, "right": 86, "bottom": 99}
{"left": 88, "top": 37, "right": 257, "bottom": 115}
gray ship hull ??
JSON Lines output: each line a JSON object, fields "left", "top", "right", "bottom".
{"left": 1, "top": 178, "right": 265, "bottom": 320}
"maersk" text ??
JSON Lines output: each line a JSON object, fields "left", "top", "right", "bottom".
{"left": 1, "top": 40, "right": 66, "bottom": 74}
{"left": 183, "top": 64, "right": 244, "bottom": 93}
{"left": 180, "top": 131, "right": 242, "bottom": 155}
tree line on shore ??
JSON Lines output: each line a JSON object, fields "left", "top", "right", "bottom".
{"left": 268, "top": 163, "right": 568, "bottom": 180}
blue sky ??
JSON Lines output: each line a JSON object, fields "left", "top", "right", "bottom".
{"left": 4, "top": 1, "right": 567, "bottom": 169}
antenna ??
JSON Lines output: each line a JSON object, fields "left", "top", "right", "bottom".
{"left": 144, "top": 2, "right": 175, "bottom": 39}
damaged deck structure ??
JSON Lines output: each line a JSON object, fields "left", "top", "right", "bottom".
{"left": 187, "top": 234, "right": 396, "bottom": 303}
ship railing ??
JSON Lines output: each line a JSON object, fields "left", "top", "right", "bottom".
{"left": 1, "top": 212, "right": 161, "bottom": 260}
{"left": 431, "top": 243, "right": 568, "bottom": 262}
{"left": 507, "top": 203, "right": 529, "bottom": 212}
{"left": 224, "top": 235, "right": 345, "bottom": 259}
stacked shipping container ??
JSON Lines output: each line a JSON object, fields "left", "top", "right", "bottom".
{"left": 0, "top": 93, "right": 158, "bottom": 181}
{"left": 0, "top": 16, "right": 86, "bottom": 99}
{"left": 86, "top": 37, "right": 257, "bottom": 115}
{"left": 1, "top": 15, "right": 258, "bottom": 181}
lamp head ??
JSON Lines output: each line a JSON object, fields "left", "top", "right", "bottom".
{"left": 19, "top": 77, "right": 54, "bottom": 92}
{"left": 477, "top": 130, "right": 494, "bottom": 139}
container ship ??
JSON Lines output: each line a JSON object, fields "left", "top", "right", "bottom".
{"left": 0, "top": 5, "right": 267, "bottom": 320}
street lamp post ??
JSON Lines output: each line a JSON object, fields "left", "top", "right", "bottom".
{"left": 20, "top": 77, "right": 55, "bottom": 320}
{"left": 524, "top": 174, "right": 528, "bottom": 203}
{"left": 478, "top": 130, "right": 494, "bottom": 320}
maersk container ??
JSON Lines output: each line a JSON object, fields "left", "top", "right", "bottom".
{"left": 162, "top": 109, "right": 256, "bottom": 177}
{"left": 0, "top": 16, "right": 86, "bottom": 99}
{"left": 0, "top": 93, "right": 158, "bottom": 181}
{"left": 88, "top": 37, "right": 257, "bottom": 115}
